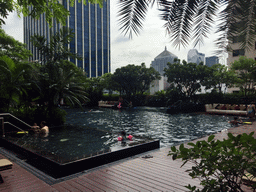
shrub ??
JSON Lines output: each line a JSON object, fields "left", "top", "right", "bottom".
{"left": 169, "top": 133, "right": 256, "bottom": 192}
{"left": 11, "top": 106, "right": 67, "bottom": 127}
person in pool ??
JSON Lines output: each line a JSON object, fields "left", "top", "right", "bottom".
{"left": 31, "top": 123, "right": 40, "bottom": 133}
{"left": 40, "top": 121, "right": 49, "bottom": 137}
{"left": 228, "top": 116, "right": 243, "bottom": 126}
{"left": 118, "top": 131, "right": 133, "bottom": 141}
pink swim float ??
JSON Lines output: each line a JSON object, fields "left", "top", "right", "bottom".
{"left": 127, "top": 135, "right": 133, "bottom": 141}
{"left": 118, "top": 136, "right": 123, "bottom": 141}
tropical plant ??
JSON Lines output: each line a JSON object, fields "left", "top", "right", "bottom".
{"left": 0, "top": 0, "right": 104, "bottom": 26}
{"left": 169, "top": 133, "right": 256, "bottom": 192}
{"left": 230, "top": 56, "right": 256, "bottom": 96}
{"left": 32, "top": 28, "right": 88, "bottom": 110}
{"left": 0, "top": 56, "right": 33, "bottom": 112}
{"left": 31, "top": 27, "right": 79, "bottom": 65}
{"left": 203, "top": 63, "right": 237, "bottom": 93}
{"left": 137, "top": 63, "right": 161, "bottom": 95}
{"left": 117, "top": 0, "right": 256, "bottom": 51}
{"left": 164, "top": 59, "right": 209, "bottom": 99}
{"left": 0, "top": 28, "right": 32, "bottom": 62}
{"left": 112, "top": 63, "right": 160, "bottom": 99}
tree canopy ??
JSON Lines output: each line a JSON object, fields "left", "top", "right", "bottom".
{"left": 31, "top": 28, "right": 88, "bottom": 109}
{"left": 203, "top": 63, "right": 236, "bottom": 93}
{"left": 0, "top": 28, "right": 32, "bottom": 62}
{"left": 0, "top": 0, "right": 104, "bottom": 27}
{"left": 112, "top": 63, "right": 160, "bottom": 99}
{"left": 117, "top": 0, "right": 256, "bottom": 51}
{"left": 230, "top": 56, "right": 256, "bottom": 96}
{"left": 164, "top": 59, "right": 209, "bottom": 99}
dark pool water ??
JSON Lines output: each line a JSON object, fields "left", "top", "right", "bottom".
{"left": 5, "top": 107, "right": 233, "bottom": 163}
{"left": 66, "top": 107, "right": 232, "bottom": 147}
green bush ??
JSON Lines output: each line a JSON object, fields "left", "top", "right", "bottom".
{"left": 47, "top": 107, "right": 67, "bottom": 126}
{"left": 169, "top": 133, "right": 256, "bottom": 192}
{"left": 11, "top": 106, "right": 67, "bottom": 127}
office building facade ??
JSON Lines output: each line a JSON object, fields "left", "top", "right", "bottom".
{"left": 150, "top": 47, "right": 177, "bottom": 94}
{"left": 151, "top": 46, "right": 178, "bottom": 75}
{"left": 24, "top": 0, "right": 111, "bottom": 77}
{"left": 187, "top": 49, "right": 205, "bottom": 65}
{"left": 205, "top": 56, "right": 219, "bottom": 67}
{"left": 227, "top": 37, "right": 256, "bottom": 93}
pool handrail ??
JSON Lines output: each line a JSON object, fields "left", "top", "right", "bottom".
{"left": 0, "top": 113, "right": 30, "bottom": 137}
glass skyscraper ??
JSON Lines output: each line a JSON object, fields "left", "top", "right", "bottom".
{"left": 24, "top": 0, "right": 110, "bottom": 77}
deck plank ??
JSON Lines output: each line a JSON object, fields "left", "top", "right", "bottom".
{"left": 117, "top": 158, "right": 201, "bottom": 187}
{"left": 95, "top": 169, "right": 147, "bottom": 192}
{"left": 51, "top": 182, "right": 73, "bottom": 192}
{"left": 66, "top": 180, "right": 94, "bottom": 192}
{"left": 109, "top": 164, "right": 186, "bottom": 192}
{"left": 74, "top": 177, "right": 105, "bottom": 192}
{"left": 98, "top": 168, "right": 161, "bottom": 192}
{"left": 91, "top": 171, "right": 138, "bottom": 192}
{"left": 77, "top": 176, "right": 117, "bottom": 192}
{"left": 83, "top": 172, "right": 128, "bottom": 192}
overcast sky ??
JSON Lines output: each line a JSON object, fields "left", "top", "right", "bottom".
{"left": 2, "top": 0, "right": 226, "bottom": 73}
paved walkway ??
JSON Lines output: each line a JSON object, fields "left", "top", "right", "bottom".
{"left": 0, "top": 123, "right": 255, "bottom": 191}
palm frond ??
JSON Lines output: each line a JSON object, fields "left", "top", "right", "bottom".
{"left": 159, "top": 0, "right": 198, "bottom": 49}
{"left": 193, "top": 0, "right": 218, "bottom": 47}
{"left": 216, "top": 0, "right": 256, "bottom": 51}
{"left": 118, "top": 0, "right": 153, "bottom": 38}
{"left": 235, "top": 0, "right": 256, "bottom": 50}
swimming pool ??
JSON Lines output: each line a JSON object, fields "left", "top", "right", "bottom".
{"left": 1, "top": 107, "right": 233, "bottom": 178}
{"left": 66, "top": 107, "right": 232, "bottom": 147}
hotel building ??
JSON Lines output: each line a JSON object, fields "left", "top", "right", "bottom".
{"left": 227, "top": 38, "right": 256, "bottom": 93}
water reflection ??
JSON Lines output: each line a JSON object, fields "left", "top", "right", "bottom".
{"left": 65, "top": 107, "right": 231, "bottom": 147}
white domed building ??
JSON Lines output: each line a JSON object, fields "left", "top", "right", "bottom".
{"left": 151, "top": 46, "right": 178, "bottom": 75}
{"left": 150, "top": 47, "right": 178, "bottom": 94}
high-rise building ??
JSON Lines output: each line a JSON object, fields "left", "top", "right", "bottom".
{"left": 187, "top": 49, "right": 205, "bottom": 65}
{"left": 227, "top": 37, "right": 256, "bottom": 93}
{"left": 205, "top": 56, "right": 219, "bottom": 67}
{"left": 24, "top": 0, "right": 111, "bottom": 77}
{"left": 227, "top": 37, "right": 256, "bottom": 67}
{"left": 150, "top": 47, "right": 177, "bottom": 94}
{"left": 151, "top": 46, "right": 178, "bottom": 75}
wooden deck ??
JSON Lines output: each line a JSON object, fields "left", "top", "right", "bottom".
{"left": 0, "top": 125, "right": 254, "bottom": 191}
{"left": 0, "top": 146, "right": 203, "bottom": 192}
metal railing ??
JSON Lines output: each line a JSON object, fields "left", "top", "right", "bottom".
{"left": 0, "top": 113, "right": 30, "bottom": 137}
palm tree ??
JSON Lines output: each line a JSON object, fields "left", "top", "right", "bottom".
{"left": 0, "top": 56, "right": 33, "bottom": 112}
{"left": 32, "top": 28, "right": 88, "bottom": 110}
{"left": 117, "top": 0, "right": 256, "bottom": 51}
{"left": 37, "top": 63, "right": 88, "bottom": 109}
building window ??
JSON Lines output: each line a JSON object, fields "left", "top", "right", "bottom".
{"left": 233, "top": 49, "right": 245, "bottom": 57}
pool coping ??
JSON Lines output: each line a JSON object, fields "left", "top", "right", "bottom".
{"left": 0, "top": 137, "right": 160, "bottom": 178}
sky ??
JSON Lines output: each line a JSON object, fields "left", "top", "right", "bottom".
{"left": 2, "top": 0, "right": 226, "bottom": 73}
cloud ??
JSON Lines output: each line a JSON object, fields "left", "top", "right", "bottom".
{"left": 3, "top": 1, "right": 227, "bottom": 74}
{"left": 2, "top": 12, "right": 23, "bottom": 43}
{"left": 112, "top": 35, "right": 130, "bottom": 44}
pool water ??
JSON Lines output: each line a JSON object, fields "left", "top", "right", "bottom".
{"left": 5, "top": 107, "right": 233, "bottom": 163}
{"left": 66, "top": 107, "right": 232, "bottom": 147}
{"left": 5, "top": 125, "right": 150, "bottom": 163}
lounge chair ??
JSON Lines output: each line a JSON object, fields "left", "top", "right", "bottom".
{"left": 0, "top": 159, "right": 13, "bottom": 183}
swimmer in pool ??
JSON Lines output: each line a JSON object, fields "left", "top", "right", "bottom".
{"left": 40, "top": 121, "right": 49, "bottom": 137}
{"left": 228, "top": 116, "right": 243, "bottom": 126}
{"left": 31, "top": 123, "right": 40, "bottom": 133}
{"left": 118, "top": 130, "right": 126, "bottom": 141}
